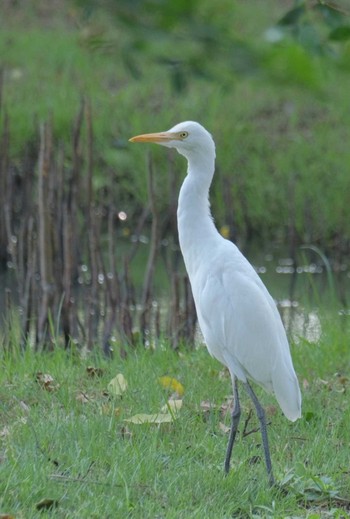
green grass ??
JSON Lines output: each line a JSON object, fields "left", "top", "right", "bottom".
{"left": 1, "top": 314, "right": 350, "bottom": 518}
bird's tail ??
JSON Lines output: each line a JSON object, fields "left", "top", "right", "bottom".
{"left": 272, "top": 360, "right": 302, "bottom": 422}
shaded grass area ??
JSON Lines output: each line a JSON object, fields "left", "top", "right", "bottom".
{"left": 1, "top": 315, "right": 350, "bottom": 518}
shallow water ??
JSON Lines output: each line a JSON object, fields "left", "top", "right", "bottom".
{"left": 0, "top": 245, "right": 349, "bottom": 344}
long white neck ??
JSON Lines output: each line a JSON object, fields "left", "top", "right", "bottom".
{"left": 177, "top": 149, "right": 220, "bottom": 278}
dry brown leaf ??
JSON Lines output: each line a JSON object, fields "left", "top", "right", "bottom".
{"left": 200, "top": 399, "right": 235, "bottom": 421}
{"left": 108, "top": 373, "right": 128, "bottom": 396}
{"left": 266, "top": 405, "right": 278, "bottom": 416}
{"left": 86, "top": 366, "right": 104, "bottom": 377}
{"left": 35, "top": 372, "right": 60, "bottom": 392}
{"left": 303, "top": 378, "right": 309, "bottom": 389}
{"left": 0, "top": 514, "right": 16, "bottom": 519}
{"left": 76, "top": 391, "right": 91, "bottom": 404}
{"left": 200, "top": 400, "right": 216, "bottom": 412}
{"left": 220, "top": 398, "right": 233, "bottom": 418}
{"left": 119, "top": 425, "right": 133, "bottom": 439}
{"left": 101, "top": 404, "right": 121, "bottom": 417}
{"left": 219, "top": 422, "right": 231, "bottom": 434}
{"left": 338, "top": 375, "right": 349, "bottom": 386}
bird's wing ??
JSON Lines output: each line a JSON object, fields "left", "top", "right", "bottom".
{"left": 192, "top": 244, "right": 294, "bottom": 391}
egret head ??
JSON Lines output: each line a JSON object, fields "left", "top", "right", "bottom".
{"left": 129, "top": 121, "right": 216, "bottom": 162}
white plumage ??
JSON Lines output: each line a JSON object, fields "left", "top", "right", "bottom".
{"left": 130, "top": 120, "right": 301, "bottom": 485}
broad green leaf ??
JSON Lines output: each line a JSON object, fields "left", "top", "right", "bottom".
{"left": 108, "top": 373, "right": 128, "bottom": 396}
{"left": 329, "top": 26, "right": 350, "bottom": 41}
{"left": 278, "top": 6, "right": 305, "bottom": 26}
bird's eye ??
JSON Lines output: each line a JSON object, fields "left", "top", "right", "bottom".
{"left": 179, "top": 131, "right": 188, "bottom": 139}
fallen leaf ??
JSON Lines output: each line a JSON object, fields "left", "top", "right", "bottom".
{"left": 124, "top": 413, "right": 173, "bottom": 424}
{"left": 0, "top": 514, "right": 16, "bottom": 519}
{"left": 86, "top": 366, "right": 104, "bottom": 377}
{"left": 266, "top": 405, "right": 278, "bottom": 417}
{"left": 200, "top": 399, "right": 235, "bottom": 421}
{"left": 160, "top": 399, "right": 183, "bottom": 415}
{"left": 76, "top": 391, "right": 91, "bottom": 404}
{"left": 220, "top": 224, "right": 230, "bottom": 238}
{"left": 338, "top": 375, "right": 349, "bottom": 386}
{"left": 35, "top": 372, "right": 60, "bottom": 392}
{"left": 200, "top": 400, "right": 216, "bottom": 413}
{"left": 303, "top": 378, "right": 309, "bottom": 389}
{"left": 318, "top": 378, "right": 330, "bottom": 386}
{"left": 101, "top": 404, "right": 121, "bottom": 417}
{"left": 108, "top": 373, "right": 128, "bottom": 396}
{"left": 159, "top": 376, "right": 184, "bottom": 397}
{"left": 119, "top": 425, "right": 133, "bottom": 439}
{"left": 219, "top": 422, "right": 231, "bottom": 434}
{"left": 35, "top": 498, "right": 59, "bottom": 510}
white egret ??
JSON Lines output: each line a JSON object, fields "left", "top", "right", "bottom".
{"left": 130, "top": 121, "right": 301, "bottom": 485}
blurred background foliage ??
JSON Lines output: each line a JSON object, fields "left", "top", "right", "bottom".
{"left": 1, "top": 0, "right": 350, "bottom": 252}
{"left": 77, "top": 0, "right": 350, "bottom": 89}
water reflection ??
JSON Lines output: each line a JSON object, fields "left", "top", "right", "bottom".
{"left": 0, "top": 247, "right": 348, "bottom": 347}
{"left": 250, "top": 249, "right": 349, "bottom": 343}
{"left": 278, "top": 300, "right": 322, "bottom": 344}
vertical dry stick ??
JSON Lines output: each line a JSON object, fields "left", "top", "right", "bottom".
{"left": 62, "top": 98, "right": 85, "bottom": 346}
{"left": 121, "top": 258, "right": 133, "bottom": 348}
{"left": 140, "top": 153, "right": 159, "bottom": 345}
{"left": 69, "top": 98, "right": 85, "bottom": 272}
{"left": 57, "top": 145, "right": 74, "bottom": 347}
{"left": 37, "top": 120, "right": 55, "bottom": 350}
{"left": 85, "top": 98, "right": 100, "bottom": 350}
{"left": 125, "top": 205, "right": 150, "bottom": 264}
{"left": 4, "top": 172, "right": 36, "bottom": 349}
{"left": 62, "top": 202, "right": 74, "bottom": 347}
{"left": 20, "top": 217, "right": 35, "bottom": 348}
{"left": 287, "top": 172, "right": 298, "bottom": 302}
{"left": 161, "top": 152, "right": 182, "bottom": 272}
{"left": 0, "top": 110, "right": 9, "bottom": 267}
{"left": 102, "top": 206, "right": 120, "bottom": 357}
{"left": 169, "top": 272, "right": 180, "bottom": 349}
{"left": 63, "top": 99, "right": 85, "bottom": 345}
{"left": 24, "top": 219, "right": 36, "bottom": 346}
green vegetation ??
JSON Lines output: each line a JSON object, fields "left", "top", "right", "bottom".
{"left": 1, "top": 2, "right": 350, "bottom": 516}
{"left": 1, "top": 312, "right": 350, "bottom": 517}
{"left": 1, "top": 0, "right": 350, "bottom": 248}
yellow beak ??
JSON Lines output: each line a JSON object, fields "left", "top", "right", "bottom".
{"left": 129, "top": 131, "right": 180, "bottom": 144}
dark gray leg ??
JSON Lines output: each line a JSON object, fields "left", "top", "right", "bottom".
{"left": 243, "top": 380, "right": 275, "bottom": 486}
{"left": 224, "top": 379, "right": 241, "bottom": 474}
